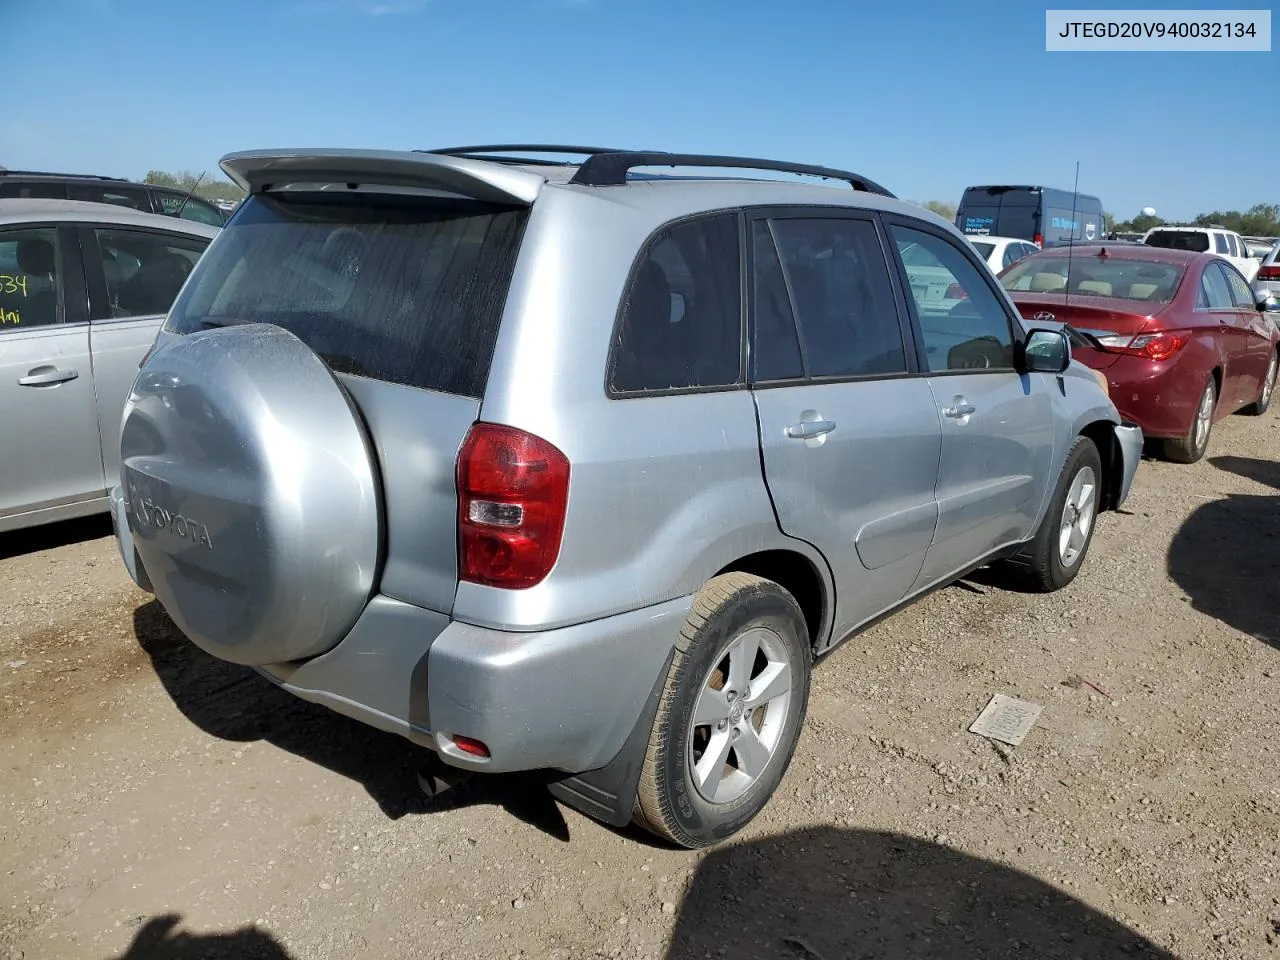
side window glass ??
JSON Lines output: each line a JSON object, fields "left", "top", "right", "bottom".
{"left": 1222, "top": 263, "right": 1255, "bottom": 308}
{"left": 1002, "top": 244, "right": 1020, "bottom": 269}
{"left": 768, "top": 217, "right": 906, "bottom": 377}
{"left": 0, "top": 228, "right": 61, "bottom": 329}
{"left": 67, "top": 184, "right": 150, "bottom": 211}
{"left": 0, "top": 181, "right": 67, "bottom": 200}
{"left": 1213, "top": 232, "right": 1230, "bottom": 255}
{"left": 1199, "top": 263, "right": 1234, "bottom": 309}
{"left": 94, "top": 229, "right": 209, "bottom": 320}
{"left": 157, "top": 191, "right": 224, "bottom": 227}
{"left": 892, "top": 225, "right": 1015, "bottom": 372}
{"left": 180, "top": 200, "right": 225, "bottom": 227}
{"left": 610, "top": 213, "right": 742, "bottom": 393}
{"left": 750, "top": 221, "right": 803, "bottom": 381}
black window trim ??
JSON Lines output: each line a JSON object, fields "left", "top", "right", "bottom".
{"left": 880, "top": 212, "right": 1027, "bottom": 379}
{"left": 743, "top": 204, "right": 922, "bottom": 390}
{"left": 604, "top": 207, "right": 750, "bottom": 400}
{"left": 78, "top": 223, "right": 211, "bottom": 324}
{"left": 0, "top": 221, "right": 87, "bottom": 332}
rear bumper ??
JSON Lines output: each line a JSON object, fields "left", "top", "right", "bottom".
{"left": 110, "top": 481, "right": 686, "bottom": 777}
{"left": 256, "top": 594, "right": 688, "bottom": 775}
{"left": 1111, "top": 422, "right": 1143, "bottom": 509}
{"left": 1101, "top": 356, "right": 1202, "bottom": 439}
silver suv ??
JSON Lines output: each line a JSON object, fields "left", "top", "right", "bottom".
{"left": 109, "top": 145, "right": 1142, "bottom": 848}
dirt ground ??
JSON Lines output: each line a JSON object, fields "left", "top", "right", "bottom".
{"left": 2, "top": 411, "right": 1279, "bottom": 960}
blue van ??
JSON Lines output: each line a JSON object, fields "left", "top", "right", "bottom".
{"left": 955, "top": 185, "right": 1104, "bottom": 249}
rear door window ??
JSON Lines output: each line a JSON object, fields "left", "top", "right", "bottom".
{"left": 1198, "top": 262, "right": 1235, "bottom": 309}
{"left": 166, "top": 193, "right": 529, "bottom": 399}
{"left": 1221, "top": 263, "right": 1256, "bottom": 309}
{"left": 0, "top": 227, "right": 62, "bottom": 328}
{"left": 91, "top": 229, "right": 210, "bottom": 319}
{"left": 610, "top": 213, "right": 742, "bottom": 393}
{"left": 764, "top": 217, "right": 907, "bottom": 378}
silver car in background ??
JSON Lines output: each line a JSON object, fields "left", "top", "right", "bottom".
{"left": 0, "top": 199, "right": 218, "bottom": 533}
{"left": 109, "top": 146, "right": 1141, "bottom": 849}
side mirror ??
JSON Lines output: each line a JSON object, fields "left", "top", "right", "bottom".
{"left": 1258, "top": 293, "right": 1280, "bottom": 313}
{"left": 1019, "top": 327, "right": 1071, "bottom": 374}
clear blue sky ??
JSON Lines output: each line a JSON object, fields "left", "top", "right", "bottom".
{"left": 5, "top": 0, "right": 1275, "bottom": 220}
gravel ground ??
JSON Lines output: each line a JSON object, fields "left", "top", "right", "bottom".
{"left": 2, "top": 411, "right": 1279, "bottom": 960}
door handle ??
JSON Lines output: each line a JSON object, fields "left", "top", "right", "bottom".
{"left": 942, "top": 400, "right": 976, "bottom": 419}
{"left": 786, "top": 419, "right": 836, "bottom": 439}
{"left": 18, "top": 367, "right": 79, "bottom": 387}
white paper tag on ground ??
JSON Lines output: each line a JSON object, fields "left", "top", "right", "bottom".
{"left": 969, "top": 694, "right": 1043, "bottom": 746}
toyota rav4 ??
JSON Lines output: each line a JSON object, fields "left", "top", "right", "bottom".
{"left": 110, "top": 145, "right": 1142, "bottom": 848}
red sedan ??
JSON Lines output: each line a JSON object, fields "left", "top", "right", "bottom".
{"left": 999, "top": 244, "right": 1280, "bottom": 463}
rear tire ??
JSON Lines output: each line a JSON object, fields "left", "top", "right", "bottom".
{"left": 633, "top": 573, "right": 811, "bottom": 849}
{"left": 1163, "top": 377, "right": 1217, "bottom": 463}
{"left": 1000, "top": 436, "right": 1102, "bottom": 594}
{"left": 1242, "top": 350, "right": 1278, "bottom": 416}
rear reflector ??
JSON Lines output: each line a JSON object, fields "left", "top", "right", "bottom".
{"left": 457, "top": 422, "right": 570, "bottom": 589}
{"left": 1094, "top": 329, "right": 1191, "bottom": 362}
{"left": 451, "top": 735, "right": 490, "bottom": 758}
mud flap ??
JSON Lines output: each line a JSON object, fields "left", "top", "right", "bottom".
{"left": 547, "top": 648, "right": 674, "bottom": 828}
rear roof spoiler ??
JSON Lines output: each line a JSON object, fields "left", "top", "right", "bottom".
{"left": 219, "top": 148, "right": 546, "bottom": 205}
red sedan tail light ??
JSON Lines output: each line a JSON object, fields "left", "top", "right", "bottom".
{"left": 1259, "top": 265, "right": 1280, "bottom": 281}
{"left": 1093, "top": 330, "right": 1192, "bottom": 362}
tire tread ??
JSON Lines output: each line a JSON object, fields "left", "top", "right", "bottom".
{"left": 633, "top": 572, "right": 772, "bottom": 845}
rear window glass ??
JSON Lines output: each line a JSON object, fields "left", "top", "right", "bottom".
{"left": 969, "top": 241, "right": 995, "bottom": 259}
{"left": 1001, "top": 255, "right": 1184, "bottom": 302}
{"left": 1145, "top": 230, "right": 1209, "bottom": 253}
{"left": 165, "top": 193, "right": 528, "bottom": 398}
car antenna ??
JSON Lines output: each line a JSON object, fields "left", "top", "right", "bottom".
{"left": 1063, "top": 160, "right": 1081, "bottom": 308}
{"left": 173, "top": 170, "right": 207, "bottom": 220}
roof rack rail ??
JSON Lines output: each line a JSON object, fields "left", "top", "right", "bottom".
{"left": 0, "top": 168, "right": 129, "bottom": 182}
{"left": 419, "top": 144, "right": 633, "bottom": 166}
{"left": 566, "top": 151, "right": 896, "bottom": 197}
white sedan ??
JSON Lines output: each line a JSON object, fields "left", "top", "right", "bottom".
{"left": 966, "top": 234, "right": 1040, "bottom": 274}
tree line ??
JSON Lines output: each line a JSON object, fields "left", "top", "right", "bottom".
{"left": 143, "top": 169, "right": 245, "bottom": 204}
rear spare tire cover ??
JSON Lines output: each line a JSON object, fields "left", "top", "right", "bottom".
{"left": 120, "top": 324, "right": 381, "bottom": 666}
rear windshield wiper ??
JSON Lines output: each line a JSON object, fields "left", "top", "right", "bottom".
{"left": 194, "top": 316, "right": 252, "bottom": 330}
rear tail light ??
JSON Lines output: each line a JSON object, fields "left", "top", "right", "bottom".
{"left": 1094, "top": 329, "right": 1191, "bottom": 362}
{"left": 944, "top": 283, "right": 968, "bottom": 300}
{"left": 1259, "top": 265, "right": 1280, "bottom": 281}
{"left": 457, "top": 422, "right": 570, "bottom": 589}
{"left": 1034, "top": 233, "right": 1044, "bottom": 248}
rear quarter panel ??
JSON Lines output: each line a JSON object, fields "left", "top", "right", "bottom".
{"left": 459, "top": 188, "right": 832, "bottom": 634}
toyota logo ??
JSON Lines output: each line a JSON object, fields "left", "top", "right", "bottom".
{"left": 1033, "top": 311, "right": 1056, "bottom": 322}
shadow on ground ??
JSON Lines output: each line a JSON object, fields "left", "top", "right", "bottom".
{"left": 108, "top": 913, "right": 291, "bottom": 959}
{"left": 0, "top": 515, "right": 113, "bottom": 561}
{"left": 665, "top": 826, "right": 1175, "bottom": 960}
{"left": 1167, "top": 455, "right": 1280, "bottom": 651}
{"left": 132, "top": 600, "right": 571, "bottom": 840}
